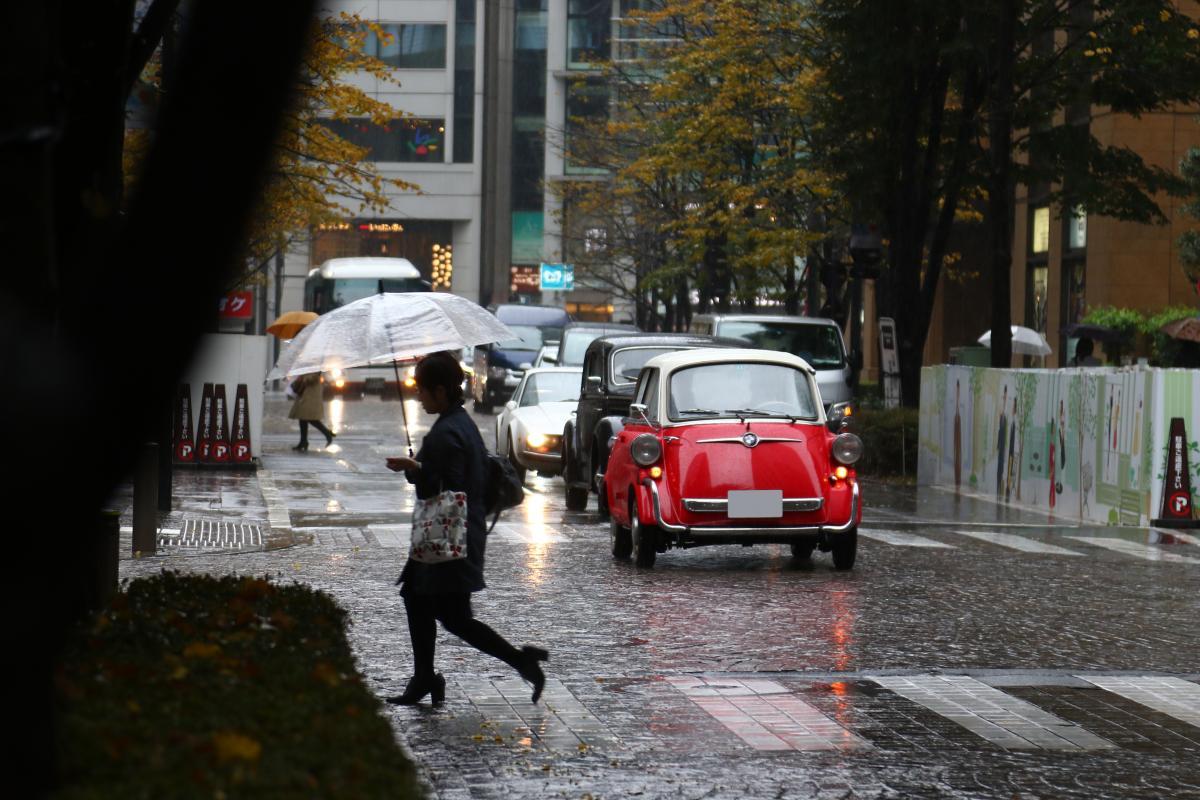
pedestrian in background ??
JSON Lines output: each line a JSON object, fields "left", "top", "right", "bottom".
{"left": 289, "top": 373, "right": 335, "bottom": 451}
{"left": 1071, "top": 337, "right": 1102, "bottom": 367}
{"left": 385, "top": 351, "right": 549, "bottom": 706}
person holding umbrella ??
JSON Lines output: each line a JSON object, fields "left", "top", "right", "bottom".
{"left": 288, "top": 372, "right": 335, "bottom": 451}
{"left": 385, "top": 352, "right": 549, "bottom": 706}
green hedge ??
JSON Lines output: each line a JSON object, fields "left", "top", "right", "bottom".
{"left": 851, "top": 406, "right": 919, "bottom": 478}
{"left": 54, "top": 572, "right": 422, "bottom": 800}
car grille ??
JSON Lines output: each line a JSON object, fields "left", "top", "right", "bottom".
{"left": 683, "top": 497, "right": 824, "bottom": 513}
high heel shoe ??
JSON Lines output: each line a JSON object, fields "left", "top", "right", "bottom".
{"left": 292, "top": 443, "right": 308, "bottom": 452}
{"left": 325, "top": 432, "right": 336, "bottom": 447}
{"left": 518, "top": 646, "right": 549, "bottom": 703}
{"left": 386, "top": 673, "right": 446, "bottom": 706}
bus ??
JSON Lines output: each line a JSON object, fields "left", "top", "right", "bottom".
{"left": 302, "top": 257, "right": 430, "bottom": 396}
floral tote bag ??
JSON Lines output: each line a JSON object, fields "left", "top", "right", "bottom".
{"left": 410, "top": 489, "right": 469, "bottom": 564}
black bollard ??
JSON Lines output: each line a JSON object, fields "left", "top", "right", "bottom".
{"left": 132, "top": 442, "right": 158, "bottom": 555}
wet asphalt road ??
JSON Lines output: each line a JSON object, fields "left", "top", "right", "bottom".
{"left": 116, "top": 394, "right": 1200, "bottom": 799}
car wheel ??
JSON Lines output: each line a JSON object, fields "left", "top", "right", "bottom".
{"left": 631, "top": 502, "right": 657, "bottom": 568}
{"left": 610, "top": 515, "right": 632, "bottom": 560}
{"left": 565, "top": 485, "right": 590, "bottom": 511}
{"left": 831, "top": 528, "right": 857, "bottom": 571}
{"left": 789, "top": 538, "right": 817, "bottom": 561}
{"left": 508, "top": 436, "right": 526, "bottom": 484}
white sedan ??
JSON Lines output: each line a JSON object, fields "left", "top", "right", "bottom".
{"left": 495, "top": 367, "right": 582, "bottom": 481}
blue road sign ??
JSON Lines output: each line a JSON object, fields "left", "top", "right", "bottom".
{"left": 539, "top": 263, "right": 575, "bottom": 291}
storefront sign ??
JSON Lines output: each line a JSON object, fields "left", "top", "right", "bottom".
{"left": 878, "top": 316, "right": 900, "bottom": 409}
{"left": 218, "top": 291, "right": 253, "bottom": 319}
{"left": 510, "top": 265, "right": 540, "bottom": 294}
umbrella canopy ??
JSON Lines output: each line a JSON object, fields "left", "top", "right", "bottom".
{"left": 1160, "top": 316, "right": 1200, "bottom": 343}
{"left": 1059, "top": 322, "right": 1126, "bottom": 343}
{"left": 268, "top": 292, "right": 516, "bottom": 380}
{"left": 266, "top": 310, "right": 318, "bottom": 340}
{"left": 977, "top": 325, "right": 1052, "bottom": 357}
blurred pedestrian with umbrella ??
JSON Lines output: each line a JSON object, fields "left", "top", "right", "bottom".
{"left": 1071, "top": 337, "right": 1102, "bottom": 367}
{"left": 267, "top": 310, "right": 318, "bottom": 339}
{"left": 287, "top": 373, "right": 334, "bottom": 451}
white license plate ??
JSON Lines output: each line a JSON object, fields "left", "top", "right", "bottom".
{"left": 727, "top": 490, "right": 783, "bottom": 519}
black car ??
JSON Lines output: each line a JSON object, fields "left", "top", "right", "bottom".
{"left": 472, "top": 304, "right": 571, "bottom": 412}
{"left": 552, "top": 321, "right": 641, "bottom": 367}
{"left": 561, "top": 333, "right": 748, "bottom": 514}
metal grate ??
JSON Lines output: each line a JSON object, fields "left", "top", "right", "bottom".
{"left": 160, "top": 518, "right": 264, "bottom": 551}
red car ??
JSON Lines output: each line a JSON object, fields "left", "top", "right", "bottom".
{"left": 604, "top": 349, "right": 863, "bottom": 569}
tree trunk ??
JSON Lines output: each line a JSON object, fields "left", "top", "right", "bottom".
{"left": 986, "top": 0, "right": 1017, "bottom": 369}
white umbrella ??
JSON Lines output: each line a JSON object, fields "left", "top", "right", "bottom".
{"left": 268, "top": 292, "right": 515, "bottom": 380}
{"left": 977, "top": 325, "right": 1052, "bottom": 357}
{"left": 268, "top": 292, "right": 515, "bottom": 455}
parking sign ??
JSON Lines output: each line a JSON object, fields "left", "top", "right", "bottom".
{"left": 539, "top": 263, "right": 574, "bottom": 291}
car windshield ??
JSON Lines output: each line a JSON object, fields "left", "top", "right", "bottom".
{"left": 497, "top": 325, "right": 544, "bottom": 350}
{"left": 717, "top": 321, "right": 845, "bottom": 369}
{"left": 668, "top": 363, "right": 818, "bottom": 421}
{"left": 559, "top": 331, "right": 607, "bottom": 366}
{"left": 518, "top": 372, "right": 580, "bottom": 407}
{"left": 611, "top": 347, "right": 679, "bottom": 385}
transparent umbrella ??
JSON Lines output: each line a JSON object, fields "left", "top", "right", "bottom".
{"left": 977, "top": 325, "right": 1052, "bottom": 357}
{"left": 268, "top": 292, "right": 515, "bottom": 453}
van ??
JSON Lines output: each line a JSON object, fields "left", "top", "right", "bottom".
{"left": 471, "top": 304, "right": 571, "bottom": 412}
{"left": 688, "top": 314, "right": 852, "bottom": 408}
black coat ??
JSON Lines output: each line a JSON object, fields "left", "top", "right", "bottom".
{"left": 398, "top": 404, "right": 489, "bottom": 595}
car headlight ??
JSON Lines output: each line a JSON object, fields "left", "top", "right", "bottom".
{"left": 526, "top": 432, "right": 549, "bottom": 448}
{"left": 832, "top": 433, "right": 864, "bottom": 465}
{"left": 328, "top": 367, "right": 343, "bottom": 380}
{"left": 631, "top": 433, "right": 662, "bottom": 467}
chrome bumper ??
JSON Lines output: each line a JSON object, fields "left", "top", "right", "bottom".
{"left": 641, "top": 478, "right": 859, "bottom": 541}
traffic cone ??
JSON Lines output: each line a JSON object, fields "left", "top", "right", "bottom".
{"left": 173, "top": 383, "right": 196, "bottom": 463}
{"left": 231, "top": 384, "right": 252, "bottom": 464}
{"left": 210, "top": 384, "right": 231, "bottom": 463}
{"left": 196, "top": 383, "right": 215, "bottom": 462}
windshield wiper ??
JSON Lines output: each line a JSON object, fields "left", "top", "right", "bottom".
{"left": 676, "top": 408, "right": 720, "bottom": 416}
{"left": 724, "top": 408, "right": 803, "bottom": 422}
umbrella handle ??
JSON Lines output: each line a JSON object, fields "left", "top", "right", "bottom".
{"left": 391, "top": 359, "right": 414, "bottom": 457}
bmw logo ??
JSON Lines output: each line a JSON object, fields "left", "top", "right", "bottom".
{"left": 741, "top": 432, "right": 759, "bottom": 448}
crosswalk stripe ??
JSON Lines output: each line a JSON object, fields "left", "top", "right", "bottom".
{"left": 869, "top": 675, "right": 1114, "bottom": 751}
{"left": 1065, "top": 536, "right": 1200, "bottom": 564}
{"left": 950, "top": 529, "right": 1084, "bottom": 556}
{"left": 1078, "top": 676, "right": 1200, "bottom": 729}
{"left": 858, "top": 529, "right": 957, "bottom": 548}
{"left": 669, "top": 676, "right": 870, "bottom": 751}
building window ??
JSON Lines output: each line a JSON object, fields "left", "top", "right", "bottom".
{"left": 319, "top": 117, "right": 445, "bottom": 163}
{"left": 568, "top": 0, "right": 611, "bottom": 69}
{"left": 1067, "top": 206, "right": 1087, "bottom": 250}
{"left": 565, "top": 78, "right": 609, "bottom": 174}
{"left": 1031, "top": 206, "right": 1050, "bottom": 254}
{"left": 1027, "top": 264, "right": 1048, "bottom": 335}
{"left": 367, "top": 24, "right": 447, "bottom": 69}
{"left": 453, "top": 0, "right": 475, "bottom": 163}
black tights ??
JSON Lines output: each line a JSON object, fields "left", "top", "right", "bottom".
{"left": 298, "top": 419, "right": 333, "bottom": 445}
{"left": 404, "top": 592, "right": 523, "bottom": 678}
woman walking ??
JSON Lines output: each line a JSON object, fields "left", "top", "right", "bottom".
{"left": 385, "top": 351, "right": 548, "bottom": 705}
{"left": 288, "top": 373, "right": 335, "bottom": 451}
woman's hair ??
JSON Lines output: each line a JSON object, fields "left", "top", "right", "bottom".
{"left": 415, "top": 351, "right": 465, "bottom": 405}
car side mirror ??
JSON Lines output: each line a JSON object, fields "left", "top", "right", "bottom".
{"left": 827, "top": 402, "right": 853, "bottom": 432}
{"left": 629, "top": 402, "right": 658, "bottom": 429}
{"left": 504, "top": 400, "right": 517, "bottom": 411}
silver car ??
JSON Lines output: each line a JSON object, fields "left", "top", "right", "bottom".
{"left": 495, "top": 367, "right": 582, "bottom": 481}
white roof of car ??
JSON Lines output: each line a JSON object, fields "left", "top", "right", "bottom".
{"left": 643, "top": 348, "right": 816, "bottom": 373}
{"left": 521, "top": 366, "right": 581, "bottom": 376}
{"left": 696, "top": 313, "right": 839, "bottom": 327}
{"left": 311, "top": 257, "right": 421, "bottom": 279}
